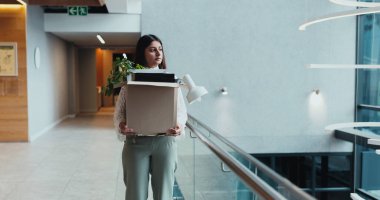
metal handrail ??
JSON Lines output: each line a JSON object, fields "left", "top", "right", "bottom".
{"left": 187, "top": 114, "right": 316, "bottom": 200}
{"left": 186, "top": 123, "right": 286, "bottom": 200}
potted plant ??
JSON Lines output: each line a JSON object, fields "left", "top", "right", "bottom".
{"left": 103, "top": 56, "right": 145, "bottom": 96}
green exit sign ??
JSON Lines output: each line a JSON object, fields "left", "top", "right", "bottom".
{"left": 68, "top": 6, "right": 88, "bottom": 16}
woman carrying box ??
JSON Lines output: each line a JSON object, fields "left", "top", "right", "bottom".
{"left": 114, "top": 34, "right": 188, "bottom": 200}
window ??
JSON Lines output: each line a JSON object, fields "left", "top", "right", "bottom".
{"left": 356, "top": 0, "right": 380, "bottom": 122}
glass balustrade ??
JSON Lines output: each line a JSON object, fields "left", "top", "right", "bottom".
{"left": 177, "top": 133, "right": 261, "bottom": 200}
{"left": 335, "top": 127, "right": 380, "bottom": 200}
{"left": 176, "top": 128, "right": 276, "bottom": 200}
{"left": 351, "top": 127, "right": 380, "bottom": 199}
{"left": 173, "top": 115, "right": 315, "bottom": 200}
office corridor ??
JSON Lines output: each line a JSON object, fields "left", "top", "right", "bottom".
{"left": 0, "top": 109, "right": 128, "bottom": 200}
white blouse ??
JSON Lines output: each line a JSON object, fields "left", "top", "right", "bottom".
{"left": 113, "top": 70, "right": 188, "bottom": 141}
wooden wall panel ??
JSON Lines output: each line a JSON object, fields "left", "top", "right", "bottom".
{"left": 0, "top": 5, "right": 28, "bottom": 142}
{"left": 96, "top": 48, "right": 103, "bottom": 87}
{"left": 0, "top": 1, "right": 23, "bottom": 5}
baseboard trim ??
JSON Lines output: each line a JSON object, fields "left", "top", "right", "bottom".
{"left": 29, "top": 115, "right": 70, "bottom": 142}
{"left": 67, "top": 114, "right": 76, "bottom": 118}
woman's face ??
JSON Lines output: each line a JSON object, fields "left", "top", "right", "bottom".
{"left": 144, "top": 41, "right": 163, "bottom": 68}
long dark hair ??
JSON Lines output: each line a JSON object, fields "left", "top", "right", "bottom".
{"left": 134, "top": 34, "right": 167, "bottom": 69}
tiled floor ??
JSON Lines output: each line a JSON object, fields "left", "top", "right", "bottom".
{"left": 0, "top": 108, "right": 246, "bottom": 200}
{"left": 0, "top": 110, "right": 127, "bottom": 200}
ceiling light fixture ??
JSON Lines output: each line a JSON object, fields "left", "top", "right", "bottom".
{"left": 220, "top": 87, "right": 228, "bottom": 95}
{"left": 329, "top": 0, "right": 380, "bottom": 8}
{"left": 312, "top": 89, "right": 320, "bottom": 95}
{"left": 16, "top": 0, "right": 26, "bottom": 5}
{"left": 96, "top": 34, "right": 105, "bottom": 44}
{"left": 308, "top": 64, "right": 380, "bottom": 69}
{"left": 299, "top": 6, "right": 380, "bottom": 31}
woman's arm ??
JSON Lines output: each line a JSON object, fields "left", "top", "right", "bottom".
{"left": 171, "top": 88, "right": 188, "bottom": 137}
{"left": 167, "top": 88, "right": 187, "bottom": 136}
{"left": 113, "top": 86, "right": 128, "bottom": 141}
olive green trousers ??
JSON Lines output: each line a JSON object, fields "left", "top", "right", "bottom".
{"left": 122, "top": 136, "right": 177, "bottom": 200}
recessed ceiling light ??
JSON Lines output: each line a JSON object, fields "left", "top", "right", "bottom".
{"left": 16, "top": 0, "right": 26, "bottom": 5}
{"left": 96, "top": 34, "right": 105, "bottom": 44}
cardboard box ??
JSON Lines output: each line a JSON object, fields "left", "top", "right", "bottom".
{"left": 126, "top": 81, "right": 178, "bottom": 135}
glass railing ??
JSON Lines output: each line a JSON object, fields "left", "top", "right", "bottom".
{"left": 335, "top": 127, "right": 380, "bottom": 200}
{"left": 174, "top": 114, "right": 315, "bottom": 200}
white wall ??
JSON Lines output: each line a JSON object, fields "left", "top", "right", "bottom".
{"left": 67, "top": 44, "right": 80, "bottom": 116}
{"left": 142, "top": 0, "right": 355, "bottom": 153}
{"left": 78, "top": 49, "right": 97, "bottom": 113}
{"left": 27, "top": 6, "right": 70, "bottom": 141}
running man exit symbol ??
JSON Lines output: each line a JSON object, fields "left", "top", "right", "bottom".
{"left": 78, "top": 6, "right": 88, "bottom": 16}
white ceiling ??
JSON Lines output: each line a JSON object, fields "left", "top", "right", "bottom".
{"left": 52, "top": 32, "right": 141, "bottom": 48}
{"left": 46, "top": 0, "right": 142, "bottom": 48}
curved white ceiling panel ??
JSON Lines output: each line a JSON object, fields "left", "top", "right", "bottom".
{"left": 299, "top": 6, "right": 380, "bottom": 30}
{"left": 329, "top": 0, "right": 380, "bottom": 8}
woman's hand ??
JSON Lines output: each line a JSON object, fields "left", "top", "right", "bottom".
{"left": 119, "top": 122, "right": 135, "bottom": 136}
{"left": 167, "top": 124, "right": 182, "bottom": 136}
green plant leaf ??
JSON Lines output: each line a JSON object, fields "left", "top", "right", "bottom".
{"left": 103, "top": 57, "right": 146, "bottom": 96}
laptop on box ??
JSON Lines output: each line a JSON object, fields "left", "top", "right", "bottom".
{"left": 133, "top": 73, "right": 176, "bottom": 83}
{"left": 129, "top": 69, "right": 177, "bottom": 83}
{"left": 125, "top": 81, "right": 179, "bottom": 136}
